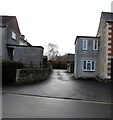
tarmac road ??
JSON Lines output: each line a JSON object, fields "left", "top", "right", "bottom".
{"left": 2, "top": 93, "right": 111, "bottom": 118}
{"left": 2, "top": 69, "right": 112, "bottom": 118}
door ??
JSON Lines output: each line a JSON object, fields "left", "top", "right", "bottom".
{"left": 7, "top": 48, "right": 14, "bottom": 60}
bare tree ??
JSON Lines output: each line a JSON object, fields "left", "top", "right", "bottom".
{"left": 46, "top": 43, "right": 59, "bottom": 60}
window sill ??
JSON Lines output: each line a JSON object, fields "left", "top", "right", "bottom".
{"left": 12, "top": 38, "right": 16, "bottom": 41}
{"left": 82, "top": 50, "right": 88, "bottom": 51}
{"left": 83, "top": 70, "right": 95, "bottom": 72}
{"left": 92, "top": 49, "right": 98, "bottom": 51}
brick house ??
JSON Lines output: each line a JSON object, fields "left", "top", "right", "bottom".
{"left": 1, "top": 16, "right": 44, "bottom": 68}
{"left": 97, "top": 12, "right": 113, "bottom": 80}
{"left": 74, "top": 12, "right": 113, "bottom": 80}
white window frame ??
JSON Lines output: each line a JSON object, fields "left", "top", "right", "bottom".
{"left": 83, "top": 40, "right": 88, "bottom": 50}
{"left": 12, "top": 32, "right": 16, "bottom": 40}
{"left": 93, "top": 40, "right": 98, "bottom": 50}
{"left": 82, "top": 60, "right": 96, "bottom": 71}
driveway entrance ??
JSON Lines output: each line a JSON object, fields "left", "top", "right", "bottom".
{"left": 2, "top": 69, "right": 112, "bottom": 118}
{"left": 3, "top": 69, "right": 111, "bottom": 103}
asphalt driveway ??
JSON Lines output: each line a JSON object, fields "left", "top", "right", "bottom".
{"left": 3, "top": 69, "right": 111, "bottom": 103}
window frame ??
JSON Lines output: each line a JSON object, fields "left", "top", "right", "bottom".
{"left": 82, "top": 60, "right": 96, "bottom": 71}
{"left": 93, "top": 40, "right": 98, "bottom": 50}
{"left": 82, "top": 40, "right": 88, "bottom": 50}
{"left": 12, "top": 32, "right": 16, "bottom": 40}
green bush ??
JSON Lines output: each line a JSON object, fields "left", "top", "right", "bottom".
{"left": 49, "top": 61, "right": 67, "bottom": 70}
{"left": 2, "top": 60, "right": 24, "bottom": 85}
{"left": 52, "top": 62, "right": 67, "bottom": 69}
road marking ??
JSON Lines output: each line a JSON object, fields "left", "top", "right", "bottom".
{"left": 3, "top": 92, "right": 113, "bottom": 105}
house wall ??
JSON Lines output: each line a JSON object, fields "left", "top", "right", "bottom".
{"left": 67, "top": 54, "right": 75, "bottom": 62}
{"left": 97, "top": 18, "right": 108, "bottom": 79}
{"left": 74, "top": 37, "right": 99, "bottom": 78}
{"left": 0, "top": 31, "right": 1, "bottom": 60}
{"left": 13, "top": 46, "right": 44, "bottom": 68}
{"left": 1, "top": 27, "right": 8, "bottom": 60}
{"left": 111, "top": 59, "right": 113, "bottom": 80}
{"left": 74, "top": 42, "right": 78, "bottom": 77}
{"left": 97, "top": 18, "right": 113, "bottom": 79}
{"left": 1, "top": 16, "right": 44, "bottom": 69}
{"left": 6, "top": 18, "right": 21, "bottom": 45}
{"left": 67, "top": 54, "right": 74, "bottom": 73}
{"left": 107, "top": 22, "right": 113, "bottom": 79}
{"left": 2, "top": 17, "right": 31, "bottom": 61}
{"left": 0, "top": 27, "right": 2, "bottom": 60}
{"left": 2, "top": 18, "right": 22, "bottom": 60}
{"left": 0, "top": 17, "right": 1, "bottom": 60}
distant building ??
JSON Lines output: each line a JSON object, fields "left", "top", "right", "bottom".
{"left": 1, "top": 16, "right": 44, "bottom": 68}
{"left": 74, "top": 12, "right": 113, "bottom": 80}
{"left": 67, "top": 54, "right": 75, "bottom": 73}
{"left": 43, "top": 56, "right": 48, "bottom": 68}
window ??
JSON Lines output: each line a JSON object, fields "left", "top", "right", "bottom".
{"left": 12, "top": 32, "right": 16, "bottom": 40}
{"left": 83, "top": 40, "right": 88, "bottom": 50}
{"left": 93, "top": 40, "right": 98, "bottom": 50}
{"left": 83, "top": 60, "right": 95, "bottom": 71}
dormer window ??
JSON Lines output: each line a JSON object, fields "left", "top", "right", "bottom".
{"left": 12, "top": 32, "right": 16, "bottom": 40}
{"left": 83, "top": 40, "right": 88, "bottom": 50}
{"left": 93, "top": 40, "right": 98, "bottom": 50}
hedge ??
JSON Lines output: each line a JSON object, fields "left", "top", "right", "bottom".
{"left": 2, "top": 60, "right": 24, "bottom": 85}
{"left": 49, "top": 60, "right": 67, "bottom": 69}
{"left": 52, "top": 62, "right": 67, "bottom": 69}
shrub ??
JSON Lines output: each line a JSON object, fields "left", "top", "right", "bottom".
{"left": 2, "top": 60, "right": 24, "bottom": 85}
{"left": 49, "top": 60, "right": 67, "bottom": 69}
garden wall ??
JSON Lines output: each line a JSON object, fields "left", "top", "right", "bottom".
{"left": 16, "top": 68, "right": 50, "bottom": 84}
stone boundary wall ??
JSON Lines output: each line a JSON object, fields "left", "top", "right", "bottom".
{"left": 16, "top": 68, "right": 50, "bottom": 84}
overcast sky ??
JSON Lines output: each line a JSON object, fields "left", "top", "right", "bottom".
{"left": 0, "top": 0, "right": 112, "bottom": 55}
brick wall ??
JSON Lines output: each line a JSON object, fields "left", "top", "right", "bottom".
{"left": 111, "top": 59, "right": 113, "bottom": 81}
{"left": 107, "top": 22, "right": 113, "bottom": 79}
{"left": 97, "top": 20, "right": 113, "bottom": 79}
{"left": 97, "top": 19, "right": 109, "bottom": 79}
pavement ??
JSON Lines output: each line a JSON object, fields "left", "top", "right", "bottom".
{"left": 2, "top": 69, "right": 112, "bottom": 118}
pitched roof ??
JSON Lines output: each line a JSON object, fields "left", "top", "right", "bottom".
{"left": 102, "top": 12, "right": 113, "bottom": 22}
{"left": 0, "top": 15, "right": 21, "bottom": 34}
{"left": 0, "top": 16, "right": 16, "bottom": 27}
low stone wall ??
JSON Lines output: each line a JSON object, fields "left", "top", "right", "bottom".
{"left": 16, "top": 68, "right": 50, "bottom": 84}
